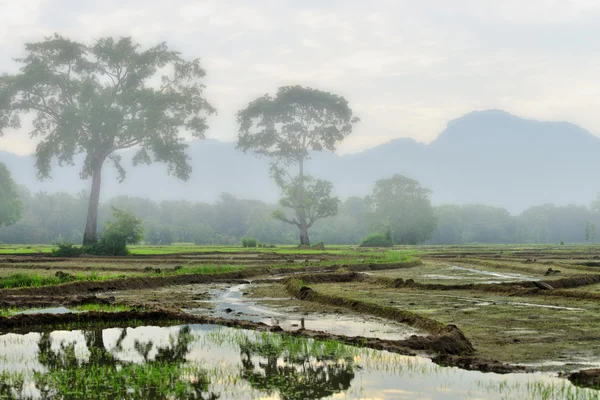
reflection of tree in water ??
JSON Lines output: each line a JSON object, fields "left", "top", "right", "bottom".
{"left": 239, "top": 337, "right": 355, "bottom": 400}
{"left": 4, "top": 325, "right": 218, "bottom": 400}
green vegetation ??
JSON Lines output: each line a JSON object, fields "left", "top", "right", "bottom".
{"left": 367, "top": 174, "right": 437, "bottom": 245}
{"left": 74, "top": 304, "right": 135, "bottom": 313}
{"left": 52, "top": 208, "right": 144, "bottom": 256}
{"left": 0, "top": 271, "right": 117, "bottom": 289}
{"left": 0, "top": 163, "right": 22, "bottom": 228}
{"left": 237, "top": 85, "right": 359, "bottom": 246}
{"left": 241, "top": 237, "right": 257, "bottom": 248}
{"left": 360, "top": 233, "right": 393, "bottom": 247}
{"left": 0, "top": 35, "right": 215, "bottom": 245}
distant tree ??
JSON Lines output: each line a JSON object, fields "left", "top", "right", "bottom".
{"left": 366, "top": 174, "right": 437, "bottom": 245}
{"left": 585, "top": 221, "right": 596, "bottom": 244}
{"left": 270, "top": 166, "right": 340, "bottom": 243}
{"left": 591, "top": 194, "right": 600, "bottom": 213}
{"left": 237, "top": 85, "right": 359, "bottom": 245}
{"left": 0, "top": 163, "right": 22, "bottom": 227}
{"left": 431, "top": 205, "right": 465, "bottom": 245}
{"left": 0, "top": 35, "right": 215, "bottom": 244}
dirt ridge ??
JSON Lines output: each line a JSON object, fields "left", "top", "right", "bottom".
{"left": 0, "top": 261, "right": 419, "bottom": 297}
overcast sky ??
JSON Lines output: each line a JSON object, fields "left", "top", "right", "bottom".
{"left": 1, "top": 0, "right": 599, "bottom": 155}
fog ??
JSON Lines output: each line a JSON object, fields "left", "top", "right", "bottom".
{"left": 1, "top": 1, "right": 600, "bottom": 245}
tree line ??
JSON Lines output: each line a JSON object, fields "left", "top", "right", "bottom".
{"left": 1, "top": 178, "right": 599, "bottom": 245}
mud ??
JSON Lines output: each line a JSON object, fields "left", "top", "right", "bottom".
{"left": 432, "top": 354, "right": 527, "bottom": 374}
{"left": 0, "top": 294, "right": 114, "bottom": 308}
{"left": 288, "top": 282, "right": 446, "bottom": 334}
{"left": 568, "top": 368, "right": 600, "bottom": 389}
{"left": 0, "top": 261, "right": 418, "bottom": 297}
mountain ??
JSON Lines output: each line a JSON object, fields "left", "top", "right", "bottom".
{"left": 1, "top": 109, "right": 599, "bottom": 213}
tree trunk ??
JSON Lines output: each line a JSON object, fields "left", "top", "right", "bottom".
{"left": 82, "top": 162, "right": 103, "bottom": 245}
{"left": 299, "top": 223, "right": 310, "bottom": 246}
{"left": 296, "top": 158, "right": 310, "bottom": 246}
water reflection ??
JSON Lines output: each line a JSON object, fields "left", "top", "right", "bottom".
{"left": 239, "top": 337, "right": 354, "bottom": 400}
{"left": 0, "top": 324, "right": 597, "bottom": 399}
{"left": 2, "top": 326, "right": 219, "bottom": 400}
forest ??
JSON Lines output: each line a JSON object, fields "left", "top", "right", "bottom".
{"left": 1, "top": 182, "right": 599, "bottom": 246}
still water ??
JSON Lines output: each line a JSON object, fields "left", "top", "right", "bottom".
{"left": 0, "top": 324, "right": 597, "bottom": 399}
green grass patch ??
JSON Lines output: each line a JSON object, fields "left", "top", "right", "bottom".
{"left": 0, "top": 272, "right": 129, "bottom": 290}
{"left": 74, "top": 304, "right": 135, "bottom": 313}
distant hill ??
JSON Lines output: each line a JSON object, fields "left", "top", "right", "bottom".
{"left": 2, "top": 109, "right": 599, "bottom": 213}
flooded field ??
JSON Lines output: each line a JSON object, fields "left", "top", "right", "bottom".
{"left": 0, "top": 323, "right": 598, "bottom": 400}
{"left": 1, "top": 245, "right": 600, "bottom": 398}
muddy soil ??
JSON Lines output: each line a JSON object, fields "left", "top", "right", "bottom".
{"left": 0, "top": 294, "right": 114, "bottom": 308}
{"left": 0, "top": 262, "right": 416, "bottom": 297}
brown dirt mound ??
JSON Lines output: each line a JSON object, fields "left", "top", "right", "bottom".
{"left": 0, "top": 261, "right": 419, "bottom": 297}
{"left": 568, "top": 369, "right": 600, "bottom": 389}
{"left": 289, "top": 282, "right": 446, "bottom": 334}
{"left": 404, "top": 324, "right": 475, "bottom": 355}
{"left": 0, "top": 295, "right": 114, "bottom": 308}
{"left": 432, "top": 354, "right": 526, "bottom": 374}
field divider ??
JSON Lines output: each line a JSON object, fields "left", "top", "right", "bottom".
{"left": 0, "top": 261, "right": 420, "bottom": 296}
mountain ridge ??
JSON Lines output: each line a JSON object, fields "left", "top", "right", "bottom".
{"left": 1, "top": 109, "right": 599, "bottom": 213}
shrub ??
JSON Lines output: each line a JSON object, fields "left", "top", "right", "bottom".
{"left": 51, "top": 208, "right": 144, "bottom": 257}
{"left": 359, "top": 233, "right": 394, "bottom": 247}
{"left": 242, "top": 237, "right": 257, "bottom": 248}
{"left": 51, "top": 240, "right": 82, "bottom": 257}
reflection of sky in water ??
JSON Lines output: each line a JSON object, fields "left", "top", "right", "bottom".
{"left": 0, "top": 324, "right": 597, "bottom": 399}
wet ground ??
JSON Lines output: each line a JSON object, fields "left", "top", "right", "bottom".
{"left": 0, "top": 323, "right": 597, "bottom": 400}
{"left": 187, "top": 282, "right": 424, "bottom": 341}
{"left": 3, "top": 246, "right": 600, "bottom": 396}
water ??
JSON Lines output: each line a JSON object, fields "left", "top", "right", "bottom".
{"left": 197, "top": 283, "right": 422, "bottom": 340}
{"left": 0, "top": 324, "right": 597, "bottom": 399}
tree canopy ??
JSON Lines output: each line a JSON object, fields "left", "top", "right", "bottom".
{"left": 271, "top": 166, "right": 340, "bottom": 235}
{"left": 367, "top": 174, "right": 437, "bottom": 245}
{"left": 0, "top": 34, "right": 215, "bottom": 244}
{"left": 237, "top": 85, "right": 358, "bottom": 245}
{"left": 0, "top": 163, "right": 22, "bottom": 227}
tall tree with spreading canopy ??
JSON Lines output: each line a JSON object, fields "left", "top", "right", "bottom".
{"left": 367, "top": 174, "right": 437, "bottom": 245}
{"left": 0, "top": 35, "right": 215, "bottom": 244}
{"left": 0, "top": 163, "right": 22, "bottom": 227}
{"left": 237, "top": 85, "right": 359, "bottom": 245}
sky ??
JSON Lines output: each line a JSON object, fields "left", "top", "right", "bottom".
{"left": 0, "top": 0, "right": 600, "bottom": 155}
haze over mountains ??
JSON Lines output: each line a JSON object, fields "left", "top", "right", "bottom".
{"left": 1, "top": 109, "right": 598, "bottom": 214}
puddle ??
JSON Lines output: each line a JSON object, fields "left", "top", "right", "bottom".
{"left": 191, "top": 284, "right": 422, "bottom": 340}
{"left": 0, "top": 324, "right": 596, "bottom": 399}
{"left": 423, "top": 274, "right": 465, "bottom": 280}
{"left": 422, "top": 294, "right": 586, "bottom": 311}
{"left": 15, "top": 307, "right": 76, "bottom": 315}
{"left": 450, "top": 265, "right": 537, "bottom": 283}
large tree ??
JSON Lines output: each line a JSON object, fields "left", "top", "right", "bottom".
{"left": 237, "top": 85, "right": 359, "bottom": 245}
{"left": 0, "top": 35, "right": 215, "bottom": 244}
{"left": 367, "top": 174, "right": 437, "bottom": 245}
{"left": 0, "top": 163, "right": 22, "bottom": 227}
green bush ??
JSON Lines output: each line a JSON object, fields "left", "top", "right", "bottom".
{"left": 51, "top": 208, "right": 144, "bottom": 257}
{"left": 51, "top": 240, "right": 82, "bottom": 257}
{"left": 242, "top": 237, "right": 257, "bottom": 248}
{"left": 359, "top": 233, "right": 394, "bottom": 247}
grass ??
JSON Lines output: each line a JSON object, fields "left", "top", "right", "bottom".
{"left": 74, "top": 303, "right": 135, "bottom": 313}
{"left": 0, "top": 271, "right": 128, "bottom": 289}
